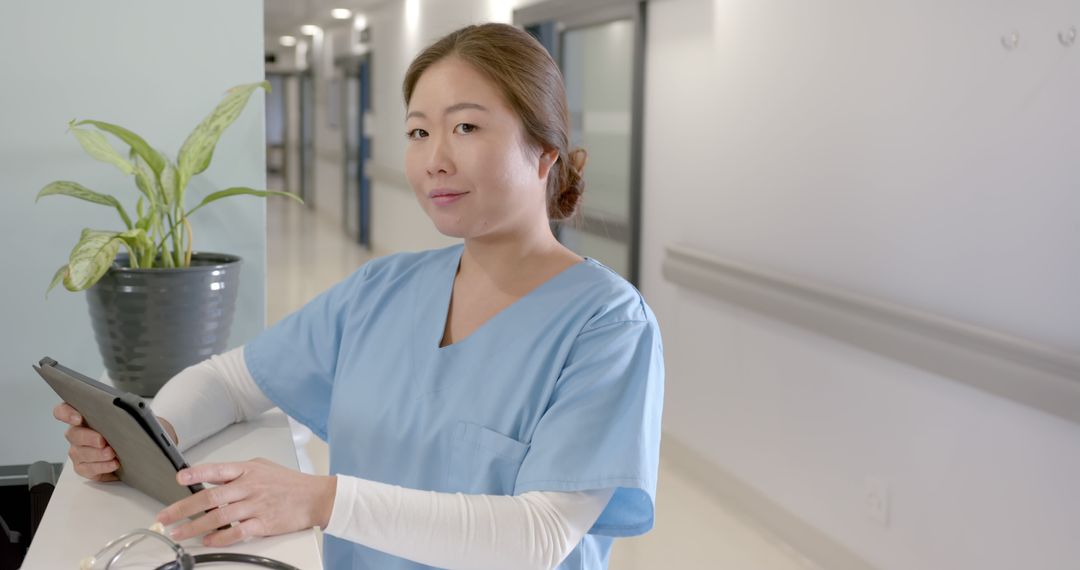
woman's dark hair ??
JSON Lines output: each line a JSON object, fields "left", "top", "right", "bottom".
{"left": 403, "top": 23, "right": 587, "bottom": 220}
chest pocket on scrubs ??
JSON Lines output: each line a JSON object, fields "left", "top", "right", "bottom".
{"left": 447, "top": 421, "right": 530, "bottom": 495}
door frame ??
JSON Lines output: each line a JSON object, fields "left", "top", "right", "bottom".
{"left": 335, "top": 52, "right": 373, "bottom": 248}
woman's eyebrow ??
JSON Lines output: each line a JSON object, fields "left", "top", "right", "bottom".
{"left": 406, "top": 102, "right": 488, "bottom": 120}
{"left": 445, "top": 102, "right": 488, "bottom": 115}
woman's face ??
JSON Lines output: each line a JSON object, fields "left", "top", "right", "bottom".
{"left": 405, "top": 56, "right": 556, "bottom": 240}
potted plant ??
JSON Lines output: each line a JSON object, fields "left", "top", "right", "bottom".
{"left": 38, "top": 81, "right": 301, "bottom": 396}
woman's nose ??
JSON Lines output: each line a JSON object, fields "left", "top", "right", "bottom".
{"left": 426, "top": 134, "right": 455, "bottom": 177}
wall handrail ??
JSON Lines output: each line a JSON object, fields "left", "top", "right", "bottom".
{"left": 662, "top": 243, "right": 1080, "bottom": 425}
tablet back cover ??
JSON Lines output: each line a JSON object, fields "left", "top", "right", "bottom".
{"left": 34, "top": 360, "right": 198, "bottom": 506}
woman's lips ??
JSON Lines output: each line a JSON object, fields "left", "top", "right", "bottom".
{"left": 430, "top": 191, "right": 468, "bottom": 206}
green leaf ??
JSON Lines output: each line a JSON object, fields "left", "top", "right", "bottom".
{"left": 160, "top": 159, "right": 180, "bottom": 207}
{"left": 113, "top": 228, "right": 151, "bottom": 263}
{"left": 72, "top": 119, "right": 165, "bottom": 175}
{"left": 177, "top": 81, "right": 269, "bottom": 181}
{"left": 185, "top": 187, "right": 303, "bottom": 218}
{"left": 37, "top": 180, "right": 115, "bottom": 206}
{"left": 135, "top": 196, "right": 156, "bottom": 233}
{"left": 37, "top": 181, "right": 134, "bottom": 230}
{"left": 140, "top": 206, "right": 156, "bottom": 232}
{"left": 66, "top": 230, "right": 124, "bottom": 291}
{"left": 132, "top": 151, "right": 165, "bottom": 207}
{"left": 70, "top": 127, "right": 134, "bottom": 175}
{"left": 45, "top": 264, "right": 70, "bottom": 298}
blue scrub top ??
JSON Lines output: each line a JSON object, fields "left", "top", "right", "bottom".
{"left": 245, "top": 244, "right": 664, "bottom": 569}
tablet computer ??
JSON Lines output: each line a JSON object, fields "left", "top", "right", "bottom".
{"left": 33, "top": 356, "right": 205, "bottom": 506}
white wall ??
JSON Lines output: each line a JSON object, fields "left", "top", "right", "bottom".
{"left": 0, "top": 0, "right": 267, "bottom": 466}
{"left": 640, "top": 0, "right": 1080, "bottom": 568}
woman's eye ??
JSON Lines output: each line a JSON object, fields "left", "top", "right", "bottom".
{"left": 406, "top": 128, "right": 428, "bottom": 140}
{"left": 454, "top": 123, "right": 477, "bottom": 135}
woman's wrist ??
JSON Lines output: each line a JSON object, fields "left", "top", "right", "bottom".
{"left": 313, "top": 474, "right": 338, "bottom": 529}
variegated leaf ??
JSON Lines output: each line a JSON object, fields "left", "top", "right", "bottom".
{"left": 113, "top": 228, "right": 151, "bottom": 267}
{"left": 37, "top": 181, "right": 115, "bottom": 206}
{"left": 185, "top": 186, "right": 303, "bottom": 217}
{"left": 132, "top": 151, "right": 165, "bottom": 207}
{"left": 70, "top": 127, "right": 134, "bottom": 175}
{"left": 73, "top": 119, "right": 165, "bottom": 175}
{"left": 45, "top": 264, "right": 70, "bottom": 297}
{"left": 161, "top": 158, "right": 180, "bottom": 207}
{"left": 37, "top": 181, "right": 134, "bottom": 230}
{"left": 66, "top": 230, "right": 124, "bottom": 291}
{"left": 177, "top": 81, "right": 269, "bottom": 180}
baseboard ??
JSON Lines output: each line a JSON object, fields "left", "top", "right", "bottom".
{"left": 660, "top": 434, "right": 876, "bottom": 570}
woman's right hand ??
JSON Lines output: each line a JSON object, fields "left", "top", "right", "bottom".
{"left": 53, "top": 402, "right": 119, "bottom": 482}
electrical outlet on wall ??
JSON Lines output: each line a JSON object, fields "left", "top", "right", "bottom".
{"left": 863, "top": 477, "right": 890, "bottom": 527}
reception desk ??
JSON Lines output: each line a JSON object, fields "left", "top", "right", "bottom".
{"left": 21, "top": 409, "right": 323, "bottom": 569}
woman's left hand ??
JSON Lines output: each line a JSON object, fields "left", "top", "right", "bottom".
{"left": 156, "top": 458, "right": 337, "bottom": 547}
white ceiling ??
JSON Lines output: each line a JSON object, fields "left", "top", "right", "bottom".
{"left": 263, "top": 0, "right": 385, "bottom": 41}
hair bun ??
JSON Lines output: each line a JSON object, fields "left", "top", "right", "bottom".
{"left": 569, "top": 148, "right": 588, "bottom": 174}
{"left": 550, "top": 148, "right": 587, "bottom": 221}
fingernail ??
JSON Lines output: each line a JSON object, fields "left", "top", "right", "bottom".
{"left": 169, "top": 528, "right": 181, "bottom": 539}
{"left": 179, "top": 471, "right": 190, "bottom": 483}
{"left": 70, "top": 414, "right": 80, "bottom": 423}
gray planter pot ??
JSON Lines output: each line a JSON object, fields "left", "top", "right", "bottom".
{"left": 86, "top": 252, "right": 242, "bottom": 397}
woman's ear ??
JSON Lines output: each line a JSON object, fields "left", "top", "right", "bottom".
{"left": 537, "top": 147, "right": 559, "bottom": 180}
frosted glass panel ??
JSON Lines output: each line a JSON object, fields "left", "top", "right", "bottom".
{"left": 560, "top": 226, "right": 630, "bottom": 278}
{"left": 562, "top": 19, "right": 635, "bottom": 279}
{"left": 565, "top": 19, "right": 633, "bottom": 219}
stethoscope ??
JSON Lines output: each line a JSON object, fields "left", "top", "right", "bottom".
{"left": 81, "top": 523, "right": 302, "bottom": 570}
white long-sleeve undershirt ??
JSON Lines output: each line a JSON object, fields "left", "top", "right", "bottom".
{"left": 150, "top": 347, "right": 614, "bottom": 569}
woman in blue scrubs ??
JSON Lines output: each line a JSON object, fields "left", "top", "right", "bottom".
{"left": 58, "top": 23, "right": 663, "bottom": 570}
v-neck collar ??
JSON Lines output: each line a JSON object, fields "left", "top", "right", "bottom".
{"left": 433, "top": 244, "right": 588, "bottom": 351}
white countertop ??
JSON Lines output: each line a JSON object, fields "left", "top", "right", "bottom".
{"left": 21, "top": 409, "right": 324, "bottom": 569}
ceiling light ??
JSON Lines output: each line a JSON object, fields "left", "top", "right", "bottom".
{"left": 331, "top": 8, "right": 352, "bottom": 20}
{"left": 353, "top": 14, "right": 368, "bottom": 30}
{"left": 406, "top": 0, "right": 420, "bottom": 33}
{"left": 300, "top": 24, "right": 321, "bottom": 35}
{"left": 279, "top": 35, "right": 297, "bottom": 47}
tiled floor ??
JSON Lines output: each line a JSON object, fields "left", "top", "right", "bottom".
{"left": 263, "top": 192, "right": 816, "bottom": 570}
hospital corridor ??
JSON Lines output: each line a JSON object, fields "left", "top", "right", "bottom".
{"left": 2, "top": 0, "right": 1078, "bottom": 569}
